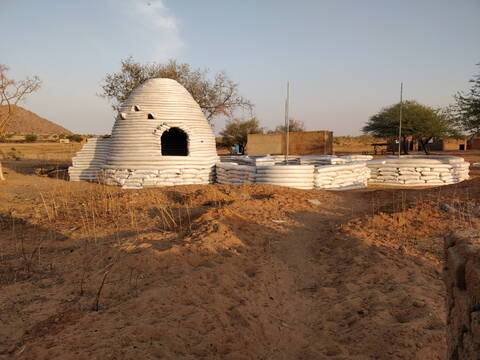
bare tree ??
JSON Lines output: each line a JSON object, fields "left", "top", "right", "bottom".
{"left": 100, "top": 57, "right": 253, "bottom": 124}
{"left": 0, "top": 65, "right": 41, "bottom": 180}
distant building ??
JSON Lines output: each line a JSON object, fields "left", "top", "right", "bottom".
{"left": 387, "top": 137, "right": 475, "bottom": 153}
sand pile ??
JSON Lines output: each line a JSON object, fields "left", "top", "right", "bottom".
{"left": 1, "top": 164, "right": 480, "bottom": 359}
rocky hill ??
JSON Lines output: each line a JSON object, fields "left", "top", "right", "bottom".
{"left": 1, "top": 105, "right": 72, "bottom": 135}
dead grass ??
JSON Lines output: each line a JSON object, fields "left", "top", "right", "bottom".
{"left": 0, "top": 142, "right": 82, "bottom": 161}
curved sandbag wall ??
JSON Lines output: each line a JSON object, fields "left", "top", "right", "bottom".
{"left": 68, "top": 137, "right": 111, "bottom": 182}
{"left": 255, "top": 165, "right": 315, "bottom": 190}
{"left": 314, "top": 162, "right": 370, "bottom": 190}
{"left": 216, "top": 163, "right": 255, "bottom": 185}
{"left": 99, "top": 78, "right": 219, "bottom": 189}
{"left": 216, "top": 162, "right": 371, "bottom": 190}
{"left": 367, "top": 155, "right": 470, "bottom": 186}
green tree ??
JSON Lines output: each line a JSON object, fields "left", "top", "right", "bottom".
{"left": 272, "top": 118, "right": 305, "bottom": 133}
{"left": 100, "top": 57, "right": 253, "bottom": 124}
{"left": 219, "top": 118, "right": 263, "bottom": 154}
{"left": 454, "top": 63, "right": 480, "bottom": 135}
{"left": 363, "top": 100, "right": 458, "bottom": 154}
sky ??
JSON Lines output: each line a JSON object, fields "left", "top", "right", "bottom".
{"left": 1, "top": 0, "right": 479, "bottom": 135}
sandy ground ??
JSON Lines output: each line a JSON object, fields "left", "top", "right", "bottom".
{"left": 1, "top": 156, "right": 480, "bottom": 359}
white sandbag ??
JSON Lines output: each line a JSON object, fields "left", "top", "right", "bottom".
{"left": 378, "top": 173, "right": 399, "bottom": 178}
{"left": 404, "top": 179, "right": 426, "bottom": 185}
{"left": 415, "top": 167, "right": 431, "bottom": 172}
{"left": 425, "top": 180, "right": 445, "bottom": 185}
{"left": 255, "top": 178, "right": 313, "bottom": 183}
{"left": 378, "top": 176, "right": 398, "bottom": 181}
{"left": 431, "top": 167, "right": 450, "bottom": 173}
{"left": 397, "top": 175, "right": 420, "bottom": 180}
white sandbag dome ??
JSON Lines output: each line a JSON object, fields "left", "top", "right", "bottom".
{"left": 101, "top": 78, "right": 219, "bottom": 189}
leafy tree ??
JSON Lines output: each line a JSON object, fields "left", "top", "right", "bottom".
{"left": 363, "top": 100, "right": 458, "bottom": 154}
{"left": 0, "top": 65, "right": 41, "bottom": 180}
{"left": 100, "top": 57, "right": 253, "bottom": 124}
{"left": 454, "top": 63, "right": 480, "bottom": 135}
{"left": 219, "top": 118, "right": 263, "bottom": 154}
{"left": 271, "top": 118, "right": 305, "bottom": 133}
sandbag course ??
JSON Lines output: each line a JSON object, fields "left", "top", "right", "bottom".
{"left": 255, "top": 164, "right": 315, "bottom": 190}
{"left": 101, "top": 167, "right": 215, "bottom": 189}
{"left": 215, "top": 162, "right": 256, "bottom": 185}
{"left": 367, "top": 155, "right": 470, "bottom": 186}
{"left": 314, "top": 162, "right": 370, "bottom": 190}
{"left": 217, "top": 156, "right": 371, "bottom": 190}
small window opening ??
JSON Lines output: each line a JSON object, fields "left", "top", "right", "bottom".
{"left": 161, "top": 127, "right": 188, "bottom": 156}
{"left": 147, "top": 113, "right": 155, "bottom": 119}
{"left": 132, "top": 105, "right": 141, "bottom": 112}
{"left": 119, "top": 112, "right": 126, "bottom": 120}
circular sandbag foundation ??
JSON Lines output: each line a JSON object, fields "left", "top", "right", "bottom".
{"left": 367, "top": 155, "right": 470, "bottom": 186}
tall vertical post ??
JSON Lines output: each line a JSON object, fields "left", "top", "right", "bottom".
{"left": 285, "top": 81, "right": 290, "bottom": 163}
{"left": 398, "top": 82, "right": 403, "bottom": 157}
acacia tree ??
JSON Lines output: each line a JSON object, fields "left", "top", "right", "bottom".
{"left": 219, "top": 117, "right": 263, "bottom": 154}
{"left": 100, "top": 57, "right": 253, "bottom": 124}
{"left": 454, "top": 63, "right": 480, "bottom": 135}
{"left": 363, "top": 100, "right": 457, "bottom": 154}
{"left": 0, "top": 65, "right": 41, "bottom": 180}
{"left": 272, "top": 118, "right": 305, "bottom": 133}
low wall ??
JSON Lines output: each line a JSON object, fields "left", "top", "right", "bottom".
{"left": 216, "top": 161, "right": 371, "bottom": 191}
{"left": 246, "top": 131, "right": 333, "bottom": 156}
{"left": 367, "top": 156, "right": 469, "bottom": 186}
{"left": 314, "top": 162, "right": 370, "bottom": 190}
{"left": 255, "top": 165, "right": 315, "bottom": 190}
{"left": 101, "top": 167, "right": 214, "bottom": 189}
{"left": 444, "top": 231, "right": 480, "bottom": 359}
{"left": 215, "top": 163, "right": 255, "bottom": 185}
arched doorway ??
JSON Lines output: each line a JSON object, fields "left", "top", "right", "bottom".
{"left": 161, "top": 127, "right": 188, "bottom": 156}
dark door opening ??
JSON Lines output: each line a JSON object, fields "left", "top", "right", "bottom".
{"left": 161, "top": 127, "right": 188, "bottom": 156}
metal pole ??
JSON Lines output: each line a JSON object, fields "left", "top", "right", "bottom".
{"left": 285, "top": 81, "right": 290, "bottom": 163}
{"left": 398, "top": 82, "right": 403, "bottom": 158}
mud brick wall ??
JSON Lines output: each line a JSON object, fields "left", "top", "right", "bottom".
{"left": 445, "top": 231, "right": 480, "bottom": 359}
{"left": 246, "top": 131, "right": 333, "bottom": 156}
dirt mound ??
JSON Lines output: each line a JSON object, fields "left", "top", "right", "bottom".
{"left": 1, "top": 163, "right": 480, "bottom": 358}
{"left": 1, "top": 105, "right": 72, "bottom": 135}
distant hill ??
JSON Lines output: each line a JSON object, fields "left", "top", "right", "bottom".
{"left": 1, "top": 105, "right": 72, "bottom": 135}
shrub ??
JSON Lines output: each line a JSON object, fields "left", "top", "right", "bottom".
{"left": 67, "top": 134, "right": 83, "bottom": 142}
{"left": 25, "top": 134, "right": 37, "bottom": 142}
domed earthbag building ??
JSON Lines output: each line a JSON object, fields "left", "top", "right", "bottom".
{"left": 68, "top": 78, "right": 219, "bottom": 188}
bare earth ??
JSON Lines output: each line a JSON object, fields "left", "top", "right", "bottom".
{"left": 1, "top": 153, "right": 480, "bottom": 359}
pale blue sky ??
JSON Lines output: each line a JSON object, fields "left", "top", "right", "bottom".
{"left": 1, "top": 0, "right": 479, "bottom": 135}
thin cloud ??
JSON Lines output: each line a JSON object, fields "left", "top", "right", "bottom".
{"left": 130, "top": 0, "right": 183, "bottom": 60}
